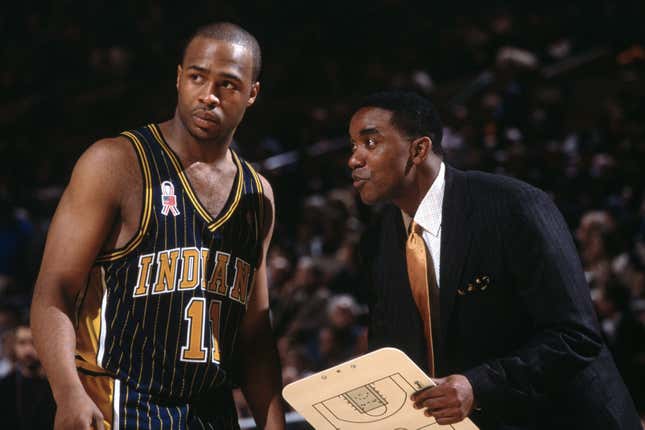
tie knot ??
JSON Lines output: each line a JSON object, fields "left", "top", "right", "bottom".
{"left": 408, "top": 220, "right": 424, "bottom": 236}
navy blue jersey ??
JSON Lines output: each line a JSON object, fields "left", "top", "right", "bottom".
{"left": 75, "top": 124, "right": 265, "bottom": 403}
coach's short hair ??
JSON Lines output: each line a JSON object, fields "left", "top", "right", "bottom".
{"left": 355, "top": 91, "right": 444, "bottom": 156}
{"left": 181, "top": 22, "right": 262, "bottom": 81}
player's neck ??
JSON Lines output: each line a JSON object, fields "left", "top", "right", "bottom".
{"left": 159, "top": 118, "right": 234, "bottom": 165}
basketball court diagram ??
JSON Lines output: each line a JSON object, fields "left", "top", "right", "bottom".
{"left": 283, "top": 348, "right": 479, "bottom": 430}
{"left": 312, "top": 372, "right": 439, "bottom": 429}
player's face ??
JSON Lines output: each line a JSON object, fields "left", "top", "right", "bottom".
{"left": 176, "top": 37, "right": 259, "bottom": 142}
{"left": 348, "top": 107, "right": 412, "bottom": 205}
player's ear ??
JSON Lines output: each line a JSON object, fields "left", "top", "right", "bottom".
{"left": 176, "top": 65, "right": 182, "bottom": 90}
{"left": 247, "top": 81, "right": 260, "bottom": 107}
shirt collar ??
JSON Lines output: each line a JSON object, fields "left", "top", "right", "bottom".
{"left": 411, "top": 162, "right": 445, "bottom": 237}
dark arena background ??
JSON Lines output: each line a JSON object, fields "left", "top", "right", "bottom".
{"left": 1, "top": 1, "right": 644, "bottom": 428}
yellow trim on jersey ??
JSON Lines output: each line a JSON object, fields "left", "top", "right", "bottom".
{"left": 244, "top": 160, "right": 265, "bottom": 238}
{"left": 245, "top": 160, "right": 264, "bottom": 210}
{"left": 148, "top": 123, "right": 244, "bottom": 232}
{"left": 75, "top": 267, "right": 107, "bottom": 373}
{"left": 208, "top": 150, "right": 243, "bottom": 231}
{"left": 96, "top": 131, "right": 153, "bottom": 263}
{"left": 78, "top": 370, "right": 115, "bottom": 430}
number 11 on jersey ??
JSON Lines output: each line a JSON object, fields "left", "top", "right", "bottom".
{"left": 180, "top": 297, "right": 222, "bottom": 363}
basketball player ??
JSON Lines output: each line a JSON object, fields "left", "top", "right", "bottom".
{"left": 30, "top": 22, "right": 286, "bottom": 429}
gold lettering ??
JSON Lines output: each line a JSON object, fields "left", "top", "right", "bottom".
{"left": 133, "top": 254, "right": 154, "bottom": 297}
{"left": 200, "top": 248, "right": 209, "bottom": 289}
{"left": 229, "top": 258, "right": 250, "bottom": 304}
{"left": 152, "top": 249, "right": 180, "bottom": 294}
{"left": 178, "top": 247, "right": 200, "bottom": 290}
{"left": 206, "top": 252, "right": 230, "bottom": 295}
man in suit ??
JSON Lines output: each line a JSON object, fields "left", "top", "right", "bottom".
{"left": 348, "top": 91, "right": 641, "bottom": 429}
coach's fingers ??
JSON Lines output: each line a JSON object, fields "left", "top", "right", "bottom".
{"left": 424, "top": 400, "right": 463, "bottom": 424}
{"left": 418, "top": 394, "right": 459, "bottom": 412}
{"left": 410, "top": 384, "right": 443, "bottom": 404}
{"left": 434, "top": 410, "right": 463, "bottom": 425}
{"left": 412, "top": 385, "right": 455, "bottom": 410}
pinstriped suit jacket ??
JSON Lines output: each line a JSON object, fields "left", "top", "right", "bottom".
{"left": 359, "top": 165, "right": 641, "bottom": 430}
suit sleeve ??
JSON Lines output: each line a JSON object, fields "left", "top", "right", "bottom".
{"left": 462, "top": 187, "right": 604, "bottom": 419}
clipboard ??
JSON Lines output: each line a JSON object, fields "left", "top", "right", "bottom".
{"left": 282, "top": 347, "right": 479, "bottom": 429}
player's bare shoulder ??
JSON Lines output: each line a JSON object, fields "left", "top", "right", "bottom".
{"left": 64, "top": 137, "right": 127, "bottom": 200}
{"left": 72, "top": 136, "right": 142, "bottom": 196}
{"left": 77, "top": 135, "right": 140, "bottom": 182}
{"left": 68, "top": 135, "right": 144, "bottom": 248}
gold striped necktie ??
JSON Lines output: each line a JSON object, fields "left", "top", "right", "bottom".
{"left": 405, "top": 220, "right": 438, "bottom": 376}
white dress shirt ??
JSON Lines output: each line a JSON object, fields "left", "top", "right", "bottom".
{"left": 401, "top": 162, "right": 445, "bottom": 286}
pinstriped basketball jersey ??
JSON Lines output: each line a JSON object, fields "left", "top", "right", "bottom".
{"left": 75, "top": 123, "right": 265, "bottom": 403}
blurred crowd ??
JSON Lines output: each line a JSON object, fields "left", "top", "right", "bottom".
{"left": 1, "top": 1, "right": 644, "bottom": 428}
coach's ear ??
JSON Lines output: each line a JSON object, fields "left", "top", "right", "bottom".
{"left": 409, "top": 136, "right": 431, "bottom": 165}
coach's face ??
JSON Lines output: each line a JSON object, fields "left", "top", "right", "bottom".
{"left": 176, "top": 36, "right": 259, "bottom": 142}
{"left": 348, "top": 107, "right": 412, "bottom": 205}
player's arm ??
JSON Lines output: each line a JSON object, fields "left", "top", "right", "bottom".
{"left": 237, "top": 175, "right": 286, "bottom": 430}
{"left": 31, "top": 138, "right": 130, "bottom": 430}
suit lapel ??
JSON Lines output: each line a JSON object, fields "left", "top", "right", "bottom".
{"left": 439, "top": 166, "right": 472, "bottom": 352}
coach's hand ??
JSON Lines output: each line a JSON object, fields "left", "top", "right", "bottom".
{"left": 55, "top": 387, "right": 105, "bottom": 430}
{"left": 411, "top": 374, "right": 474, "bottom": 425}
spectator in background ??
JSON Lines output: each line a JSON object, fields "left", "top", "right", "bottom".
{"left": 308, "top": 294, "right": 365, "bottom": 370}
{"left": 0, "top": 303, "right": 21, "bottom": 378}
{"left": 595, "top": 282, "right": 645, "bottom": 415}
{"left": 0, "top": 195, "right": 39, "bottom": 297}
{"left": 0, "top": 324, "right": 56, "bottom": 429}
{"left": 274, "top": 256, "right": 329, "bottom": 343}
{"left": 577, "top": 210, "right": 619, "bottom": 287}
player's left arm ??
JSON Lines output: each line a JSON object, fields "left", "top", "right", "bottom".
{"left": 238, "top": 175, "right": 286, "bottom": 429}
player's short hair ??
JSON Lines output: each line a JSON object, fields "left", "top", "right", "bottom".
{"left": 181, "top": 22, "right": 262, "bottom": 82}
{"left": 355, "top": 91, "right": 444, "bottom": 156}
